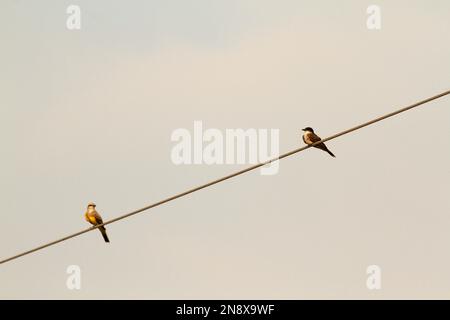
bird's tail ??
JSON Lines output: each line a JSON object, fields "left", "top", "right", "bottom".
{"left": 316, "top": 143, "right": 336, "bottom": 158}
{"left": 99, "top": 226, "right": 110, "bottom": 243}
{"left": 326, "top": 149, "right": 336, "bottom": 158}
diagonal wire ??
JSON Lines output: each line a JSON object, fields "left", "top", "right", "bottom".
{"left": 1, "top": 89, "right": 449, "bottom": 265}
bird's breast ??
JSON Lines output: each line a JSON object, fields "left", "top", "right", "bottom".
{"left": 303, "top": 133, "right": 313, "bottom": 144}
{"left": 85, "top": 213, "right": 97, "bottom": 225}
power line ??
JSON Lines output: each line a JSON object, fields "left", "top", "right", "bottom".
{"left": 1, "top": 89, "right": 449, "bottom": 265}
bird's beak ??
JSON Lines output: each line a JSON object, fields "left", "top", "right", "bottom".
{"left": 302, "top": 128, "right": 306, "bottom": 131}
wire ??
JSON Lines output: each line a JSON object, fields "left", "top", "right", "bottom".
{"left": 1, "top": 89, "right": 449, "bottom": 265}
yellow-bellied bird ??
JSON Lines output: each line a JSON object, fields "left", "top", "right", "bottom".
{"left": 85, "top": 202, "right": 110, "bottom": 243}
{"left": 302, "top": 127, "right": 336, "bottom": 158}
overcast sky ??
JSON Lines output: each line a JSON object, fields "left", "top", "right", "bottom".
{"left": 0, "top": 0, "right": 449, "bottom": 299}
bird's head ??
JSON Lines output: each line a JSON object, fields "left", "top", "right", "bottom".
{"left": 302, "top": 127, "right": 314, "bottom": 133}
{"left": 87, "top": 202, "right": 96, "bottom": 209}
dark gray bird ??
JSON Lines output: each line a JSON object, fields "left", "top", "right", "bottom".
{"left": 302, "top": 127, "right": 335, "bottom": 158}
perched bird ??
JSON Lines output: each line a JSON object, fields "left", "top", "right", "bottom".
{"left": 85, "top": 202, "right": 110, "bottom": 243}
{"left": 302, "top": 127, "right": 336, "bottom": 158}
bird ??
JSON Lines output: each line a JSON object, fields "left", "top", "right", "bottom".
{"left": 302, "top": 127, "right": 336, "bottom": 158}
{"left": 85, "top": 202, "right": 110, "bottom": 243}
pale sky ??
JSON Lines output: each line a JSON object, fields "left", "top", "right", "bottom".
{"left": 0, "top": 0, "right": 449, "bottom": 299}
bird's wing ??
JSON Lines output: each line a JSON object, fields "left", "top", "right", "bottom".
{"left": 309, "top": 133, "right": 322, "bottom": 143}
{"left": 93, "top": 210, "right": 104, "bottom": 225}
